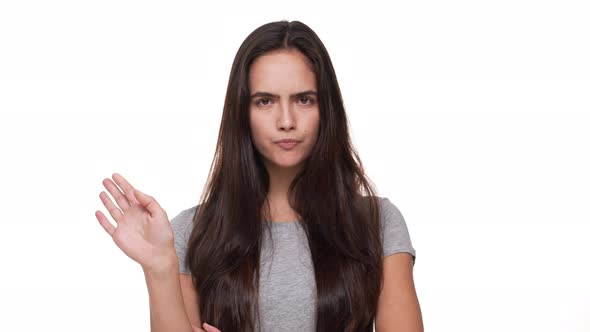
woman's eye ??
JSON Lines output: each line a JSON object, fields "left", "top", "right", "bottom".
{"left": 256, "top": 98, "right": 271, "bottom": 106}
{"left": 255, "top": 97, "right": 315, "bottom": 107}
{"left": 300, "top": 96, "right": 314, "bottom": 105}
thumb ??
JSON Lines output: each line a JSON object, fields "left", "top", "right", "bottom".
{"left": 134, "top": 188, "right": 161, "bottom": 217}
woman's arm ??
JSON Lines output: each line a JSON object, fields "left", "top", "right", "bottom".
{"left": 144, "top": 257, "right": 194, "bottom": 332}
{"left": 375, "top": 253, "right": 424, "bottom": 332}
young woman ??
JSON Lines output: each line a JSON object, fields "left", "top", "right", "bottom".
{"left": 96, "top": 20, "right": 423, "bottom": 332}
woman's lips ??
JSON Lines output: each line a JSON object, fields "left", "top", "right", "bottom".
{"left": 276, "top": 141, "right": 299, "bottom": 150}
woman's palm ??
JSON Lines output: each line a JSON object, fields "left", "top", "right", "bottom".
{"left": 96, "top": 173, "right": 175, "bottom": 270}
{"left": 112, "top": 203, "right": 173, "bottom": 267}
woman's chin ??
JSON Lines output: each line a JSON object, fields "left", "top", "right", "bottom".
{"left": 267, "top": 157, "right": 304, "bottom": 170}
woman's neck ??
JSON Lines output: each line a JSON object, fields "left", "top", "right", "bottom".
{"left": 264, "top": 164, "right": 302, "bottom": 222}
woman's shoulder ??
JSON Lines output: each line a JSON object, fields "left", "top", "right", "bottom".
{"left": 375, "top": 196, "right": 402, "bottom": 216}
{"left": 359, "top": 195, "right": 402, "bottom": 215}
{"left": 373, "top": 196, "right": 416, "bottom": 261}
{"left": 170, "top": 204, "right": 201, "bottom": 235}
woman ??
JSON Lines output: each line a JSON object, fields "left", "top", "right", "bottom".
{"left": 96, "top": 20, "right": 423, "bottom": 332}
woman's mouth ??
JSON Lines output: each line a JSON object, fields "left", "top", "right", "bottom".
{"left": 276, "top": 141, "right": 300, "bottom": 150}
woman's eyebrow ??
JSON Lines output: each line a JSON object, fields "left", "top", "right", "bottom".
{"left": 250, "top": 90, "right": 317, "bottom": 99}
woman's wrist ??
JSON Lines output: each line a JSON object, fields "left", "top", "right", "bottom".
{"left": 142, "top": 251, "right": 179, "bottom": 280}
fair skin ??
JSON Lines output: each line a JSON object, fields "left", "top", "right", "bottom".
{"left": 248, "top": 48, "right": 321, "bottom": 221}
{"left": 376, "top": 253, "right": 424, "bottom": 331}
{"left": 97, "top": 48, "right": 422, "bottom": 331}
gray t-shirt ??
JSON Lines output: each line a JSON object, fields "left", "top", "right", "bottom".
{"left": 170, "top": 196, "right": 416, "bottom": 331}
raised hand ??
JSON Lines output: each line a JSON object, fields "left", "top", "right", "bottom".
{"left": 95, "top": 173, "right": 176, "bottom": 273}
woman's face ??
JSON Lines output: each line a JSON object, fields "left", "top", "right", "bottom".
{"left": 249, "top": 48, "right": 320, "bottom": 172}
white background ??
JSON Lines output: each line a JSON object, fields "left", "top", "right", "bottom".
{"left": 1, "top": 0, "right": 588, "bottom": 331}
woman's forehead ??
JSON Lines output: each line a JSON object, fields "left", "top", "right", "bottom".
{"left": 249, "top": 50, "right": 316, "bottom": 93}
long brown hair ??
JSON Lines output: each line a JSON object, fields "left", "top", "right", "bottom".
{"left": 186, "top": 20, "right": 384, "bottom": 332}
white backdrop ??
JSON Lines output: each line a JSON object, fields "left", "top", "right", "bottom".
{"left": 0, "top": 1, "right": 588, "bottom": 331}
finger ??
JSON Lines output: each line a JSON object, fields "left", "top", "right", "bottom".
{"left": 102, "top": 177, "right": 131, "bottom": 211}
{"left": 112, "top": 173, "right": 139, "bottom": 205}
{"left": 95, "top": 210, "right": 116, "bottom": 236}
{"left": 203, "top": 322, "right": 222, "bottom": 332}
{"left": 134, "top": 188, "right": 162, "bottom": 218}
{"left": 98, "top": 191, "right": 124, "bottom": 224}
{"left": 191, "top": 324, "right": 205, "bottom": 332}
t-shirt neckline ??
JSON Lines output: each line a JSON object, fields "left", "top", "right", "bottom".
{"left": 266, "top": 220, "right": 299, "bottom": 225}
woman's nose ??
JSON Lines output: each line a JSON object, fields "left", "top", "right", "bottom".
{"left": 277, "top": 103, "right": 295, "bottom": 130}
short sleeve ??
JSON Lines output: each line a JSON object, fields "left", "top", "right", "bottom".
{"left": 379, "top": 197, "right": 417, "bottom": 265}
{"left": 169, "top": 205, "right": 198, "bottom": 275}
